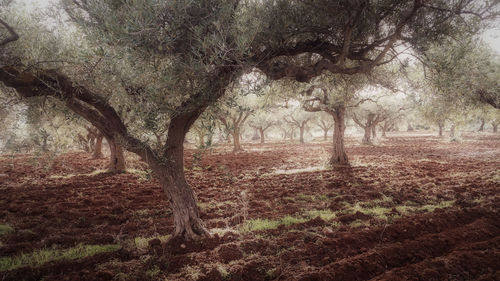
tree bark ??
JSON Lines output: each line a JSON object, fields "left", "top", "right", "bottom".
{"left": 493, "top": 123, "right": 498, "bottom": 133}
{"left": 232, "top": 128, "right": 243, "bottom": 152}
{"left": 259, "top": 128, "right": 265, "bottom": 144}
{"left": 362, "top": 126, "right": 372, "bottom": 144}
{"left": 323, "top": 129, "right": 328, "bottom": 141}
{"left": 438, "top": 121, "right": 444, "bottom": 137}
{"left": 371, "top": 125, "right": 377, "bottom": 139}
{"left": 151, "top": 113, "right": 209, "bottom": 240}
{"left": 93, "top": 134, "right": 104, "bottom": 159}
{"left": 106, "top": 136, "right": 126, "bottom": 173}
{"left": 330, "top": 106, "right": 348, "bottom": 165}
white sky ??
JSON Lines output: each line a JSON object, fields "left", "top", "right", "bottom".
{"left": 14, "top": 0, "right": 500, "bottom": 54}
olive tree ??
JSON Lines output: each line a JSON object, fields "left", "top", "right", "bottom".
{"left": 1, "top": 0, "right": 495, "bottom": 240}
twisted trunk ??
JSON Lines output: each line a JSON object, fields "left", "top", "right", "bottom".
{"left": 330, "top": 106, "right": 348, "bottom": 165}
{"left": 106, "top": 136, "right": 126, "bottom": 173}
{"left": 153, "top": 113, "right": 209, "bottom": 239}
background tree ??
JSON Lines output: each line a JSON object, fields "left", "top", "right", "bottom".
{"left": 284, "top": 109, "right": 315, "bottom": 144}
{"left": 315, "top": 112, "right": 335, "bottom": 141}
{"left": 248, "top": 109, "right": 278, "bottom": 144}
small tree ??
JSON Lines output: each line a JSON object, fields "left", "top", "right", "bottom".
{"left": 316, "top": 112, "right": 335, "bottom": 141}
{"left": 284, "top": 110, "right": 315, "bottom": 144}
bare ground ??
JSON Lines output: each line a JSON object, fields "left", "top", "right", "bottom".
{"left": 0, "top": 133, "right": 498, "bottom": 281}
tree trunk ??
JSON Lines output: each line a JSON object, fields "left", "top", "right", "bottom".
{"left": 449, "top": 124, "right": 456, "bottom": 138}
{"left": 478, "top": 119, "right": 485, "bottom": 132}
{"left": 152, "top": 114, "right": 209, "bottom": 240}
{"left": 106, "top": 136, "right": 126, "bottom": 173}
{"left": 323, "top": 129, "right": 328, "bottom": 141}
{"left": 362, "top": 126, "right": 371, "bottom": 145}
{"left": 93, "top": 134, "right": 104, "bottom": 159}
{"left": 197, "top": 131, "right": 205, "bottom": 148}
{"left": 259, "top": 128, "right": 265, "bottom": 144}
{"left": 493, "top": 123, "right": 498, "bottom": 133}
{"left": 438, "top": 122, "right": 444, "bottom": 137}
{"left": 299, "top": 126, "right": 305, "bottom": 144}
{"left": 330, "top": 106, "right": 348, "bottom": 165}
{"left": 371, "top": 125, "right": 377, "bottom": 139}
{"left": 381, "top": 124, "right": 387, "bottom": 137}
{"left": 232, "top": 128, "right": 243, "bottom": 152}
{"left": 407, "top": 123, "right": 414, "bottom": 131}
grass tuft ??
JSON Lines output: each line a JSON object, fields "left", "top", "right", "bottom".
{"left": 306, "top": 210, "right": 336, "bottom": 221}
{"left": 0, "top": 224, "right": 13, "bottom": 236}
{"left": 0, "top": 243, "right": 121, "bottom": 271}
{"left": 241, "top": 216, "right": 307, "bottom": 232}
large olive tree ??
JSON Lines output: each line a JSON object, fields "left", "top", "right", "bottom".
{"left": 1, "top": 0, "right": 495, "bottom": 240}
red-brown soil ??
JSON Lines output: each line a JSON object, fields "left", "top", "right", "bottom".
{"left": 0, "top": 133, "right": 498, "bottom": 280}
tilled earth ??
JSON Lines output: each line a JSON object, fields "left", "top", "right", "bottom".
{"left": 0, "top": 133, "right": 498, "bottom": 281}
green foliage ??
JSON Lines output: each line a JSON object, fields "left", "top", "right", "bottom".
{"left": 241, "top": 216, "right": 307, "bottom": 232}
{"left": 0, "top": 244, "right": 121, "bottom": 271}
{"left": 425, "top": 37, "right": 500, "bottom": 109}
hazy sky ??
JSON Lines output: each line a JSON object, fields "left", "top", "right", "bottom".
{"left": 15, "top": 0, "right": 500, "bottom": 54}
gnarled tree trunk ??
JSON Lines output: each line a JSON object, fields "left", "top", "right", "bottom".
{"left": 330, "top": 106, "right": 348, "bottom": 165}
{"left": 106, "top": 136, "right": 126, "bottom": 173}
{"left": 146, "top": 114, "right": 209, "bottom": 239}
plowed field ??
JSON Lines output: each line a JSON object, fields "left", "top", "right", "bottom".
{"left": 1, "top": 133, "right": 498, "bottom": 281}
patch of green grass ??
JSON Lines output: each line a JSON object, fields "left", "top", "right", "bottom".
{"left": 0, "top": 243, "right": 121, "bottom": 271}
{"left": 133, "top": 235, "right": 171, "bottom": 250}
{"left": 417, "top": 200, "right": 454, "bottom": 212}
{"left": 126, "top": 168, "right": 152, "bottom": 181}
{"left": 241, "top": 216, "right": 307, "bottom": 232}
{"left": 345, "top": 202, "right": 391, "bottom": 220}
{"left": 0, "top": 224, "right": 13, "bottom": 236}
{"left": 305, "top": 210, "right": 336, "bottom": 221}
{"left": 395, "top": 200, "right": 454, "bottom": 215}
{"left": 350, "top": 219, "right": 370, "bottom": 228}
